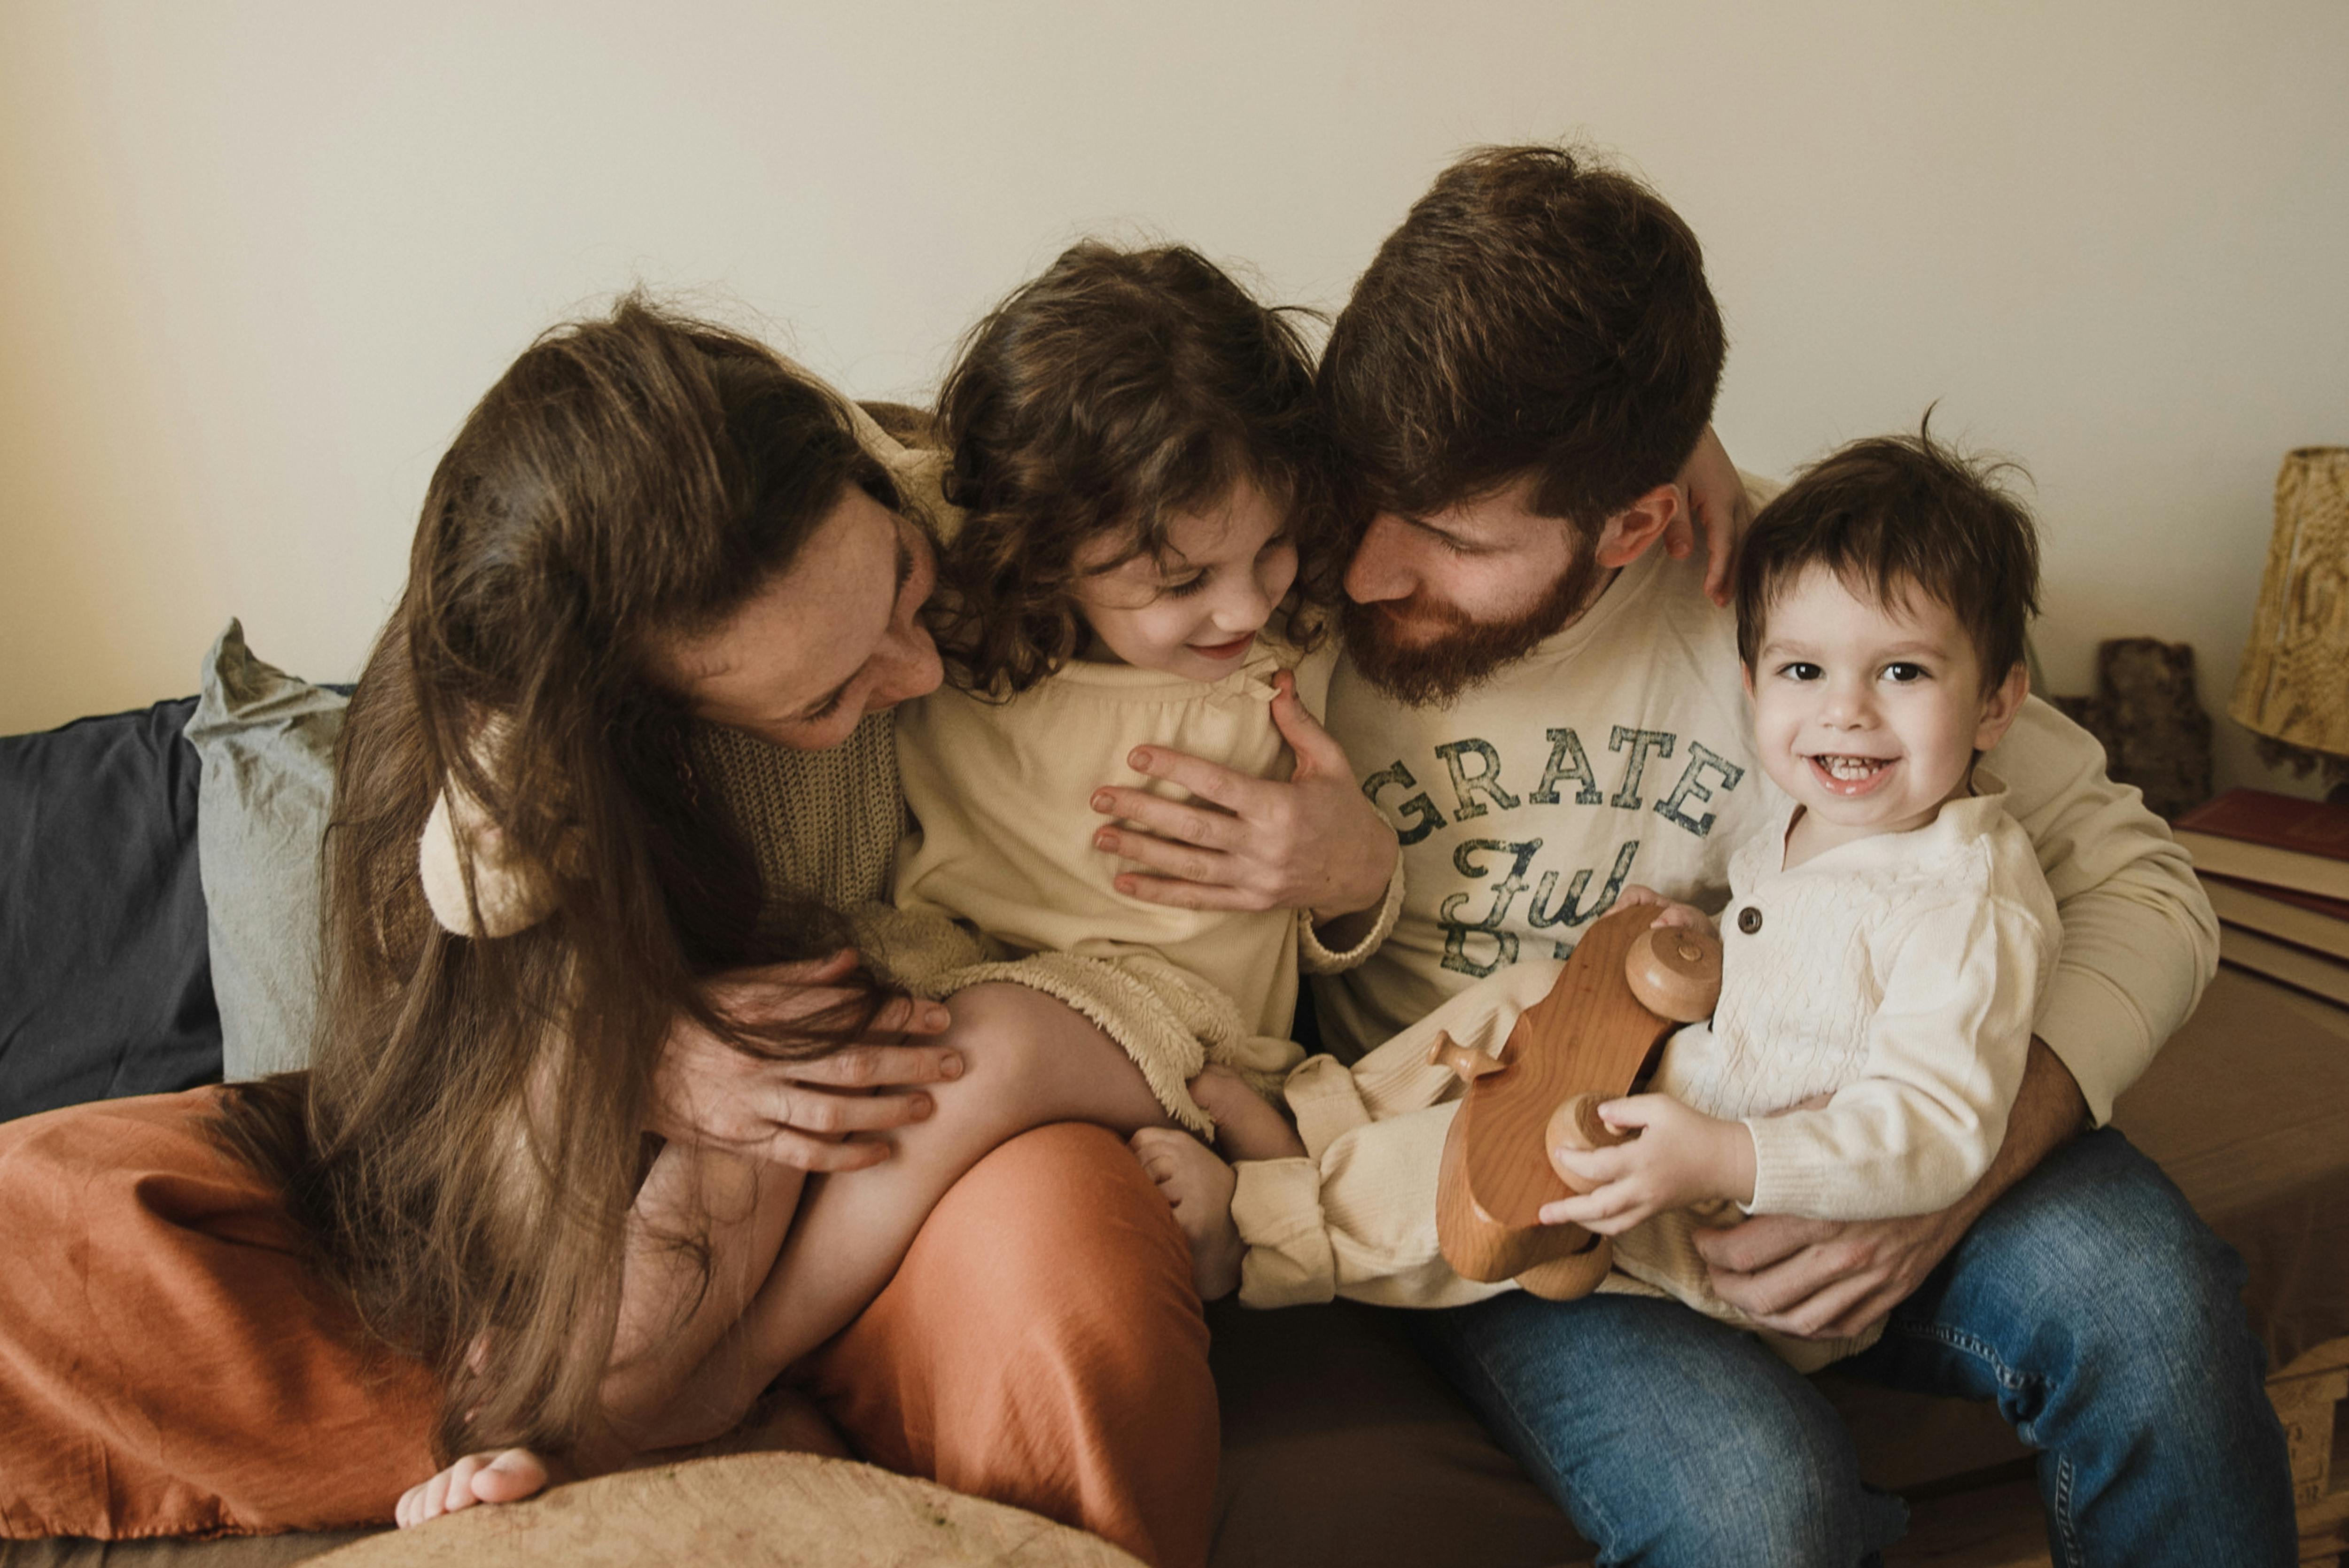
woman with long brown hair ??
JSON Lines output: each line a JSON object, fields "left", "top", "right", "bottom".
{"left": 392, "top": 244, "right": 1412, "bottom": 1521}
{"left": 0, "top": 296, "right": 1227, "bottom": 1568}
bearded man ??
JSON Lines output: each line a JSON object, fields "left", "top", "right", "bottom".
{"left": 1098, "top": 146, "right": 2296, "bottom": 1566}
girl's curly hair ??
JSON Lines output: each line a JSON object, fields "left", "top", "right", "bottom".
{"left": 932, "top": 242, "right": 1343, "bottom": 696}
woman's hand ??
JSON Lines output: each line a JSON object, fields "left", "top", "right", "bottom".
{"left": 1089, "top": 670, "right": 1398, "bottom": 920}
{"left": 649, "top": 950, "right": 963, "bottom": 1171}
{"left": 1660, "top": 426, "right": 1753, "bottom": 607}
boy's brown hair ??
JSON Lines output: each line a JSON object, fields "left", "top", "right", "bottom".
{"left": 1734, "top": 420, "right": 2043, "bottom": 689}
{"left": 1319, "top": 144, "right": 1724, "bottom": 533}
{"left": 933, "top": 242, "right": 1340, "bottom": 695}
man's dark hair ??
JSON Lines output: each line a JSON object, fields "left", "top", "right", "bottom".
{"left": 1320, "top": 144, "right": 1726, "bottom": 531}
{"left": 1734, "top": 419, "right": 2043, "bottom": 689}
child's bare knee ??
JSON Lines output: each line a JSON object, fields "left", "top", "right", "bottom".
{"left": 918, "top": 984, "right": 1071, "bottom": 1136}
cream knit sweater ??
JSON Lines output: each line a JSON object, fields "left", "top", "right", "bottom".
{"left": 1600, "top": 776, "right": 2059, "bottom": 1370}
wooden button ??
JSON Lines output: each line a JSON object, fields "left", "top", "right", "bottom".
{"left": 1737, "top": 905, "right": 1763, "bottom": 935}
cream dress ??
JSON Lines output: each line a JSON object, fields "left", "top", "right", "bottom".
{"left": 869, "top": 636, "right": 1402, "bottom": 1134}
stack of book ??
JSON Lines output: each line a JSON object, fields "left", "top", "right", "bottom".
{"left": 2172, "top": 789, "right": 2349, "bottom": 1008}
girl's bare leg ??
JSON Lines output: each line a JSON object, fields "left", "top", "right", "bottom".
{"left": 661, "top": 984, "right": 1171, "bottom": 1423}
{"left": 1187, "top": 1064, "right": 1305, "bottom": 1161}
{"left": 600, "top": 1138, "right": 808, "bottom": 1453}
{"left": 400, "top": 1143, "right": 808, "bottom": 1526}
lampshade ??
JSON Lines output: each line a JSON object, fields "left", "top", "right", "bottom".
{"left": 2230, "top": 447, "right": 2349, "bottom": 766}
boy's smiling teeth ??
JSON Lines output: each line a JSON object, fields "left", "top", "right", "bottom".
{"left": 1814, "top": 754, "right": 1890, "bottom": 780}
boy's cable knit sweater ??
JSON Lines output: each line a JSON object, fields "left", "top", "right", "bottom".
{"left": 1604, "top": 776, "right": 2058, "bottom": 1371}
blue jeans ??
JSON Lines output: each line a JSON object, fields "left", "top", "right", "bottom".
{"left": 1405, "top": 1129, "right": 2296, "bottom": 1567}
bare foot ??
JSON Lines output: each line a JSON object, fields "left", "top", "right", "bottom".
{"left": 1188, "top": 1065, "right": 1306, "bottom": 1162}
{"left": 395, "top": 1448, "right": 567, "bottom": 1528}
{"left": 1128, "top": 1127, "right": 1246, "bottom": 1300}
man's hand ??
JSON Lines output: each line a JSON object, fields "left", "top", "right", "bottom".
{"left": 1540, "top": 1095, "right": 1755, "bottom": 1235}
{"left": 1090, "top": 670, "right": 1398, "bottom": 920}
{"left": 1660, "top": 426, "right": 1752, "bottom": 607}
{"left": 1693, "top": 1207, "right": 1970, "bottom": 1341}
{"left": 1693, "top": 1038, "right": 2089, "bottom": 1339}
{"left": 649, "top": 949, "right": 963, "bottom": 1171}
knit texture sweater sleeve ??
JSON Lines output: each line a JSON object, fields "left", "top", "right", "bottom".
{"left": 1985, "top": 698, "right": 2219, "bottom": 1124}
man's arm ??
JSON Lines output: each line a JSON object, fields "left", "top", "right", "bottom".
{"left": 1993, "top": 698, "right": 2219, "bottom": 1125}
{"left": 1694, "top": 1037, "right": 2087, "bottom": 1339}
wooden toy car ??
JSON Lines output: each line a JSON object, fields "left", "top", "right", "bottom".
{"left": 1427, "top": 903, "right": 1722, "bottom": 1299}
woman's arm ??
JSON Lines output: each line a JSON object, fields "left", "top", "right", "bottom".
{"left": 1665, "top": 425, "right": 1757, "bottom": 607}
{"left": 598, "top": 1142, "right": 805, "bottom": 1455}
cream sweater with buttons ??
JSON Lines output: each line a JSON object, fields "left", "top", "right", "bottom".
{"left": 1666, "top": 778, "right": 2057, "bottom": 1221}
{"left": 1600, "top": 776, "right": 2059, "bottom": 1370}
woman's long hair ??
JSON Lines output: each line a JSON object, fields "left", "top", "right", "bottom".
{"left": 216, "top": 295, "right": 887, "bottom": 1463}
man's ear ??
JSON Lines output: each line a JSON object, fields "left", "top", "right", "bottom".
{"left": 1593, "top": 483, "right": 1683, "bottom": 569}
{"left": 1973, "top": 662, "right": 2030, "bottom": 753}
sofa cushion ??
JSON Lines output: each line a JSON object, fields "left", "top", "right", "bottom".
{"left": 2106, "top": 962, "right": 2349, "bottom": 1371}
{"left": 0, "top": 697, "right": 219, "bottom": 1121}
{"left": 184, "top": 622, "right": 347, "bottom": 1081}
{"left": 1207, "top": 1297, "right": 1590, "bottom": 1567}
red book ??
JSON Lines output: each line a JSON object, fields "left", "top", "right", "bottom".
{"left": 2175, "top": 790, "right": 2349, "bottom": 858}
{"left": 2173, "top": 791, "right": 2349, "bottom": 902}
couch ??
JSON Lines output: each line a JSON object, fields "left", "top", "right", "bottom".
{"left": 4, "top": 669, "right": 2346, "bottom": 1568}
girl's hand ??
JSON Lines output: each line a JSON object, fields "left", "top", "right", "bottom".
{"left": 1089, "top": 670, "right": 1398, "bottom": 920}
{"left": 650, "top": 950, "right": 964, "bottom": 1171}
{"left": 1613, "top": 884, "right": 1718, "bottom": 939}
{"left": 1540, "top": 1094, "right": 1756, "bottom": 1234}
{"left": 1660, "top": 426, "right": 1753, "bottom": 607}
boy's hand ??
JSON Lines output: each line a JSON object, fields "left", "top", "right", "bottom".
{"left": 1540, "top": 1095, "right": 1756, "bottom": 1235}
{"left": 1130, "top": 1128, "right": 1245, "bottom": 1300}
{"left": 1613, "top": 884, "right": 1718, "bottom": 939}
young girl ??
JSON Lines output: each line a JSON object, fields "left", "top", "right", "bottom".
{"left": 401, "top": 246, "right": 1396, "bottom": 1521}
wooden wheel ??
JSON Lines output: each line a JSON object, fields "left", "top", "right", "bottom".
{"left": 1624, "top": 924, "right": 1722, "bottom": 1022}
{"left": 1429, "top": 905, "right": 1689, "bottom": 1295}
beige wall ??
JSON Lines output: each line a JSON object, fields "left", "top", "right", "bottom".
{"left": 4, "top": 1, "right": 2344, "bottom": 794}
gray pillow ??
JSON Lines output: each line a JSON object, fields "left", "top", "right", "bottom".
{"left": 185, "top": 621, "right": 346, "bottom": 1080}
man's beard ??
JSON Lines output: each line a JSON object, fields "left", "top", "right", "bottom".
{"left": 1342, "top": 550, "right": 1610, "bottom": 707}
